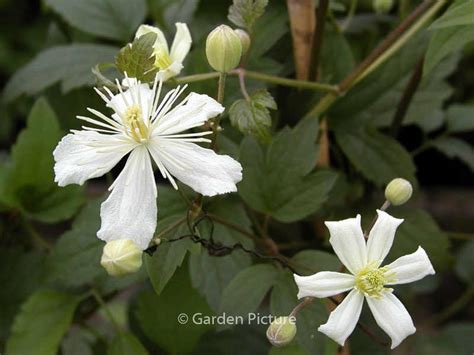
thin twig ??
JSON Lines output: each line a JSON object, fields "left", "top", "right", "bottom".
{"left": 363, "top": 201, "right": 391, "bottom": 239}
{"left": 306, "top": 0, "right": 446, "bottom": 118}
{"left": 207, "top": 212, "right": 259, "bottom": 241}
{"left": 390, "top": 57, "right": 424, "bottom": 137}
{"left": 238, "top": 69, "right": 251, "bottom": 101}
{"left": 309, "top": 0, "right": 329, "bottom": 80}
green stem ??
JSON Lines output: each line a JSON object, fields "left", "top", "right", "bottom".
{"left": 154, "top": 217, "right": 187, "bottom": 244}
{"left": 234, "top": 69, "right": 339, "bottom": 93}
{"left": 174, "top": 72, "right": 220, "bottom": 84}
{"left": 207, "top": 213, "right": 259, "bottom": 241}
{"left": 176, "top": 70, "right": 338, "bottom": 93}
{"left": 210, "top": 73, "right": 226, "bottom": 151}
{"left": 342, "top": 0, "right": 358, "bottom": 31}
{"left": 426, "top": 287, "right": 474, "bottom": 326}
{"left": 305, "top": 0, "right": 445, "bottom": 118}
{"left": 91, "top": 288, "right": 122, "bottom": 334}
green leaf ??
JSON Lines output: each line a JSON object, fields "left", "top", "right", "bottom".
{"left": 431, "top": 0, "right": 474, "bottom": 29}
{"left": 0, "top": 98, "right": 83, "bottom": 222}
{"left": 219, "top": 264, "right": 278, "bottom": 317}
{"left": 193, "top": 325, "right": 270, "bottom": 354}
{"left": 228, "top": 0, "right": 268, "bottom": 31}
{"left": 229, "top": 89, "right": 276, "bottom": 142}
{"left": 45, "top": 0, "right": 146, "bottom": 41}
{"left": 413, "top": 322, "right": 474, "bottom": 355}
{"left": 3, "top": 44, "right": 118, "bottom": 102}
{"left": 335, "top": 127, "right": 416, "bottom": 187}
{"left": 148, "top": 0, "right": 199, "bottom": 31}
{"left": 425, "top": 1, "right": 474, "bottom": 75}
{"left": 145, "top": 216, "right": 193, "bottom": 295}
{"left": 387, "top": 209, "right": 452, "bottom": 270}
{"left": 330, "top": 32, "right": 428, "bottom": 121}
{"left": 431, "top": 136, "right": 474, "bottom": 172}
{"left": 446, "top": 104, "right": 474, "bottom": 133}
{"left": 116, "top": 33, "right": 158, "bottom": 82}
{"left": 270, "top": 272, "right": 328, "bottom": 355}
{"left": 455, "top": 241, "right": 474, "bottom": 285}
{"left": 239, "top": 117, "right": 338, "bottom": 222}
{"left": 5, "top": 290, "right": 81, "bottom": 355}
{"left": 45, "top": 200, "right": 104, "bottom": 288}
{"left": 189, "top": 198, "right": 252, "bottom": 311}
{"left": 329, "top": 33, "right": 457, "bottom": 133}
{"left": 269, "top": 344, "right": 310, "bottom": 355}
{"left": 107, "top": 333, "right": 149, "bottom": 355}
{"left": 0, "top": 249, "right": 45, "bottom": 342}
{"left": 291, "top": 250, "right": 339, "bottom": 276}
{"left": 320, "top": 24, "right": 355, "bottom": 83}
{"left": 135, "top": 264, "right": 214, "bottom": 354}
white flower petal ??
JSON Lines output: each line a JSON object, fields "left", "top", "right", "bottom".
{"left": 318, "top": 288, "right": 364, "bottom": 347}
{"left": 108, "top": 83, "right": 154, "bottom": 121}
{"left": 170, "top": 23, "right": 192, "bottom": 64}
{"left": 136, "top": 24, "right": 169, "bottom": 54}
{"left": 385, "top": 246, "right": 435, "bottom": 285}
{"left": 148, "top": 140, "right": 242, "bottom": 196}
{"left": 156, "top": 61, "right": 184, "bottom": 82}
{"left": 366, "top": 210, "right": 404, "bottom": 267}
{"left": 53, "top": 131, "right": 134, "bottom": 186}
{"left": 366, "top": 292, "right": 416, "bottom": 349}
{"left": 153, "top": 93, "right": 223, "bottom": 135}
{"left": 325, "top": 215, "right": 367, "bottom": 275}
{"left": 97, "top": 146, "right": 157, "bottom": 250}
{"left": 294, "top": 272, "right": 355, "bottom": 298}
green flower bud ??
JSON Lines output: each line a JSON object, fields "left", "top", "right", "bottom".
{"left": 266, "top": 316, "right": 297, "bottom": 347}
{"left": 234, "top": 29, "right": 251, "bottom": 56}
{"left": 373, "top": 0, "right": 394, "bottom": 14}
{"left": 385, "top": 178, "right": 413, "bottom": 206}
{"left": 206, "top": 25, "right": 242, "bottom": 72}
{"left": 100, "top": 239, "right": 143, "bottom": 277}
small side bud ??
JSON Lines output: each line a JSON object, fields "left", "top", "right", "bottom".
{"left": 206, "top": 25, "right": 242, "bottom": 72}
{"left": 266, "top": 316, "right": 297, "bottom": 347}
{"left": 373, "top": 0, "right": 394, "bottom": 14}
{"left": 234, "top": 29, "right": 251, "bottom": 55}
{"left": 101, "top": 239, "right": 143, "bottom": 277}
{"left": 385, "top": 178, "right": 413, "bottom": 206}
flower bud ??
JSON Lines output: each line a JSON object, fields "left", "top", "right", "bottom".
{"left": 100, "top": 239, "right": 143, "bottom": 277}
{"left": 206, "top": 25, "right": 242, "bottom": 72}
{"left": 234, "top": 29, "right": 251, "bottom": 55}
{"left": 385, "top": 178, "right": 413, "bottom": 206}
{"left": 266, "top": 316, "right": 297, "bottom": 347}
{"left": 373, "top": 0, "right": 394, "bottom": 14}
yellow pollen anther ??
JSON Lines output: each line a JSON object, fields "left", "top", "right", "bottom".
{"left": 355, "top": 265, "right": 390, "bottom": 298}
{"left": 154, "top": 48, "right": 173, "bottom": 70}
{"left": 124, "top": 105, "right": 148, "bottom": 142}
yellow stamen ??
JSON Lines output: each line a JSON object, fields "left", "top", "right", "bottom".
{"left": 124, "top": 105, "right": 148, "bottom": 142}
{"left": 355, "top": 263, "right": 394, "bottom": 298}
{"left": 154, "top": 48, "right": 173, "bottom": 70}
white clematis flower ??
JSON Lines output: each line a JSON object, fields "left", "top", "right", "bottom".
{"left": 135, "top": 23, "right": 192, "bottom": 81}
{"left": 53, "top": 76, "right": 242, "bottom": 250}
{"left": 293, "top": 210, "right": 435, "bottom": 349}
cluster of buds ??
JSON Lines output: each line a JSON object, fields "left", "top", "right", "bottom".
{"left": 205, "top": 25, "right": 250, "bottom": 73}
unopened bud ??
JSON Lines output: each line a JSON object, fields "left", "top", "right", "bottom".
{"left": 373, "top": 0, "right": 394, "bottom": 14}
{"left": 266, "top": 316, "right": 297, "bottom": 347}
{"left": 385, "top": 178, "right": 413, "bottom": 206}
{"left": 206, "top": 25, "right": 242, "bottom": 72}
{"left": 234, "top": 29, "right": 251, "bottom": 55}
{"left": 100, "top": 239, "right": 143, "bottom": 276}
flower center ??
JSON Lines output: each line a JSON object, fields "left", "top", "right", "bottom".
{"left": 154, "top": 48, "right": 173, "bottom": 70}
{"left": 124, "top": 105, "right": 148, "bottom": 142}
{"left": 355, "top": 265, "right": 391, "bottom": 298}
